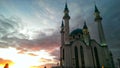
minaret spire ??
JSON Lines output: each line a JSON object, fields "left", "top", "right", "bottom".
{"left": 83, "top": 21, "right": 90, "bottom": 45}
{"left": 64, "top": 0, "right": 69, "bottom": 12}
{"left": 94, "top": 4, "right": 107, "bottom": 46}
{"left": 95, "top": 4, "right": 99, "bottom": 13}
{"left": 63, "top": 1, "right": 70, "bottom": 44}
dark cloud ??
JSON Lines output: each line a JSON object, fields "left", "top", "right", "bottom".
{"left": 101, "top": 0, "right": 120, "bottom": 61}
{"left": 20, "top": 30, "right": 59, "bottom": 50}
{"left": 0, "top": 41, "right": 10, "bottom": 48}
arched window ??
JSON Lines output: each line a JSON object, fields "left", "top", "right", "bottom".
{"left": 80, "top": 46, "right": 85, "bottom": 68}
{"left": 74, "top": 46, "right": 79, "bottom": 68}
{"left": 63, "top": 49, "right": 64, "bottom": 60}
{"left": 94, "top": 47, "right": 100, "bottom": 68}
{"left": 79, "top": 34, "right": 81, "bottom": 38}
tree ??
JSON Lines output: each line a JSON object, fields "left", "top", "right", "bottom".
{"left": 4, "top": 63, "right": 9, "bottom": 68}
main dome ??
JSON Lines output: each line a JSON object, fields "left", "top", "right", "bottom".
{"left": 70, "top": 28, "right": 83, "bottom": 36}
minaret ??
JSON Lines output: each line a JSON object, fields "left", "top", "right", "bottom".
{"left": 94, "top": 5, "right": 107, "bottom": 46}
{"left": 60, "top": 20, "right": 65, "bottom": 45}
{"left": 63, "top": 2, "right": 70, "bottom": 44}
{"left": 82, "top": 22, "right": 90, "bottom": 45}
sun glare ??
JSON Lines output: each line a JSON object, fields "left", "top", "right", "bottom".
{"left": 0, "top": 47, "right": 56, "bottom": 68}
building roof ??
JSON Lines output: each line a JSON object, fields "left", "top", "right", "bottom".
{"left": 70, "top": 28, "right": 83, "bottom": 36}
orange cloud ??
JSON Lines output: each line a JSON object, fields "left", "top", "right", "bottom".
{"left": 0, "top": 58, "right": 14, "bottom": 66}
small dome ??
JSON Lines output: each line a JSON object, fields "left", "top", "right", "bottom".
{"left": 70, "top": 28, "right": 83, "bottom": 36}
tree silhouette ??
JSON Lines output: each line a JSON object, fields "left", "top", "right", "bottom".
{"left": 4, "top": 63, "right": 9, "bottom": 68}
{"left": 44, "top": 66, "right": 46, "bottom": 68}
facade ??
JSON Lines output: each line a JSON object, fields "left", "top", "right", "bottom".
{"left": 60, "top": 3, "right": 114, "bottom": 68}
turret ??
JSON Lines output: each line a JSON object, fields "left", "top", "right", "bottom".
{"left": 82, "top": 22, "right": 90, "bottom": 45}
{"left": 94, "top": 4, "right": 107, "bottom": 46}
{"left": 94, "top": 5, "right": 102, "bottom": 21}
{"left": 63, "top": 2, "right": 70, "bottom": 44}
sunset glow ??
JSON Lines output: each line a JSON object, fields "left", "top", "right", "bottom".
{"left": 0, "top": 47, "right": 56, "bottom": 68}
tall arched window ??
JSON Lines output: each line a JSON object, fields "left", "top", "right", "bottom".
{"left": 74, "top": 46, "right": 79, "bottom": 68}
{"left": 62, "top": 49, "right": 65, "bottom": 66}
{"left": 94, "top": 47, "right": 100, "bottom": 68}
{"left": 63, "top": 49, "right": 64, "bottom": 60}
{"left": 80, "top": 46, "right": 85, "bottom": 68}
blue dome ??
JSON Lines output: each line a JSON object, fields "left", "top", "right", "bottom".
{"left": 70, "top": 28, "right": 83, "bottom": 35}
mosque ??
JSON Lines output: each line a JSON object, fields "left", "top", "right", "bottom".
{"left": 59, "top": 2, "right": 115, "bottom": 68}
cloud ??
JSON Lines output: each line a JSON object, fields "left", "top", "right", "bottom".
{"left": 100, "top": 0, "right": 120, "bottom": 60}
{"left": 0, "top": 15, "right": 18, "bottom": 37}
{"left": 17, "top": 31, "right": 60, "bottom": 51}
{"left": 0, "top": 58, "right": 14, "bottom": 65}
{"left": 49, "top": 47, "right": 60, "bottom": 61}
{"left": 27, "top": 53, "right": 38, "bottom": 56}
{"left": 39, "top": 58, "right": 52, "bottom": 63}
{"left": 0, "top": 15, "right": 29, "bottom": 40}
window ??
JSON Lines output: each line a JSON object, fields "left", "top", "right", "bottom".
{"left": 62, "top": 49, "right": 65, "bottom": 66}
{"left": 94, "top": 47, "right": 100, "bottom": 68}
{"left": 80, "top": 46, "right": 85, "bottom": 68}
{"left": 74, "top": 46, "right": 79, "bottom": 68}
{"left": 63, "top": 49, "right": 64, "bottom": 60}
{"left": 79, "top": 35, "right": 81, "bottom": 38}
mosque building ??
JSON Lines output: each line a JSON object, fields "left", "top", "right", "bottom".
{"left": 60, "top": 2, "right": 115, "bottom": 68}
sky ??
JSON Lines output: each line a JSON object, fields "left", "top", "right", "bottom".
{"left": 0, "top": 0, "right": 120, "bottom": 68}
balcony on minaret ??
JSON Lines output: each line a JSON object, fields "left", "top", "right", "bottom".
{"left": 63, "top": 14, "right": 70, "bottom": 20}
{"left": 94, "top": 13, "right": 102, "bottom": 22}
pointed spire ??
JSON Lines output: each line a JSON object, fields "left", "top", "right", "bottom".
{"left": 63, "top": 1, "right": 70, "bottom": 19}
{"left": 65, "top": 2, "right": 68, "bottom": 11}
{"left": 94, "top": 4, "right": 102, "bottom": 21}
{"left": 64, "top": 0, "right": 69, "bottom": 12}
{"left": 83, "top": 21, "right": 88, "bottom": 29}
{"left": 95, "top": 4, "right": 99, "bottom": 13}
